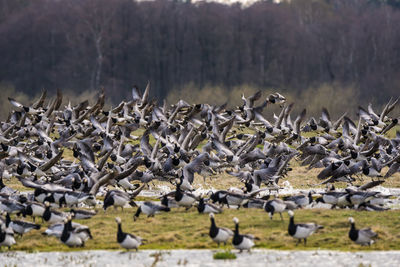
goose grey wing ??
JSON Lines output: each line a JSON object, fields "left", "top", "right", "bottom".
{"left": 220, "top": 227, "right": 234, "bottom": 236}
{"left": 360, "top": 228, "right": 377, "bottom": 238}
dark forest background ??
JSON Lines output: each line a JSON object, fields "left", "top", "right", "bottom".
{"left": 1, "top": 0, "right": 400, "bottom": 118}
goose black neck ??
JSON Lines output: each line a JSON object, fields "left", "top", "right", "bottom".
{"left": 308, "top": 192, "right": 313, "bottom": 203}
{"left": 209, "top": 217, "right": 218, "bottom": 238}
{"left": 288, "top": 216, "right": 296, "bottom": 236}
{"left": 5, "top": 213, "right": 11, "bottom": 227}
{"left": 175, "top": 184, "right": 183, "bottom": 200}
{"left": 210, "top": 217, "right": 216, "bottom": 228}
{"left": 349, "top": 222, "right": 358, "bottom": 241}
{"left": 117, "top": 223, "right": 125, "bottom": 243}
{"left": 60, "top": 221, "right": 70, "bottom": 242}
{"left": 234, "top": 222, "right": 239, "bottom": 235}
{"left": 0, "top": 177, "right": 4, "bottom": 188}
{"left": 43, "top": 206, "right": 51, "bottom": 221}
{"left": 134, "top": 207, "right": 142, "bottom": 218}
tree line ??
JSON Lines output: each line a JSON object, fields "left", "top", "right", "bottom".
{"left": 0, "top": 0, "right": 400, "bottom": 113}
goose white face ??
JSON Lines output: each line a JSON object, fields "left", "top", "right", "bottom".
{"left": 115, "top": 217, "right": 121, "bottom": 224}
{"left": 233, "top": 217, "right": 239, "bottom": 224}
{"left": 287, "top": 210, "right": 294, "bottom": 217}
{"left": 348, "top": 217, "right": 355, "bottom": 223}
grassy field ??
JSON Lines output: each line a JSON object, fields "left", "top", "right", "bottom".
{"left": 7, "top": 207, "right": 400, "bottom": 252}
{"left": 3, "top": 127, "right": 400, "bottom": 252}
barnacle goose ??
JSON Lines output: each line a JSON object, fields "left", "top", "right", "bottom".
{"left": 287, "top": 210, "right": 323, "bottom": 245}
{"left": 115, "top": 217, "right": 142, "bottom": 251}
{"left": 348, "top": 217, "right": 377, "bottom": 246}
{"left": 22, "top": 201, "right": 45, "bottom": 221}
{"left": 3, "top": 212, "right": 40, "bottom": 236}
{"left": 208, "top": 213, "right": 233, "bottom": 246}
{"left": 42, "top": 201, "right": 66, "bottom": 224}
{"left": 60, "top": 217, "right": 84, "bottom": 247}
{"left": 59, "top": 215, "right": 92, "bottom": 247}
{"left": 264, "top": 198, "right": 295, "bottom": 220}
{"left": 43, "top": 221, "right": 91, "bottom": 238}
{"left": 232, "top": 217, "right": 257, "bottom": 252}
{"left": 283, "top": 191, "right": 314, "bottom": 208}
{"left": 174, "top": 182, "right": 197, "bottom": 208}
{"left": 70, "top": 209, "right": 97, "bottom": 220}
{"left": 133, "top": 201, "right": 170, "bottom": 221}
{"left": 160, "top": 195, "right": 179, "bottom": 208}
{"left": 0, "top": 221, "right": 16, "bottom": 248}
{"left": 197, "top": 198, "right": 222, "bottom": 214}
{"left": 103, "top": 190, "right": 136, "bottom": 211}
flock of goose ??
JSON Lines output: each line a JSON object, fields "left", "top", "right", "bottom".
{"left": 0, "top": 85, "right": 399, "bottom": 251}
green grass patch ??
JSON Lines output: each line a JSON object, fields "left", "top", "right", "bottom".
{"left": 6, "top": 208, "right": 400, "bottom": 252}
{"left": 213, "top": 250, "right": 237, "bottom": 260}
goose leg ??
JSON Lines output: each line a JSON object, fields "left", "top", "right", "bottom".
{"left": 304, "top": 239, "right": 307, "bottom": 246}
{"left": 279, "top": 212, "right": 283, "bottom": 221}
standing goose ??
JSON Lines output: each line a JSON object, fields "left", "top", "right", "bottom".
{"left": 208, "top": 213, "right": 233, "bottom": 246}
{"left": 103, "top": 190, "right": 137, "bottom": 211}
{"left": 0, "top": 222, "right": 16, "bottom": 248}
{"left": 60, "top": 216, "right": 88, "bottom": 247}
{"left": 115, "top": 217, "right": 142, "bottom": 251}
{"left": 287, "top": 210, "right": 323, "bottom": 245}
{"left": 22, "top": 202, "right": 45, "bottom": 221}
{"left": 283, "top": 191, "right": 313, "bottom": 208}
{"left": 4, "top": 212, "right": 40, "bottom": 236}
{"left": 348, "top": 217, "right": 377, "bottom": 246}
{"left": 264, "top": 199, "right": 291, "bottom": 220}
{"left": 133, "top": 201, "right": 170, "bottom": 221}
{"left": 174, "top": 182, "right": 197, "bottom": 208}
{"left": 232, "top": 217, "right": 256, "bottom": 252}
{"left": 42, "top": 201, "right": 66, "bottom": 224}
{"left": 197, "top": 198, "right": 222, "bottom": 214}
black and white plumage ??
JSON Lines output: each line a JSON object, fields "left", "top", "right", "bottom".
{"left": 59, "top": 216, "right": 91, "bottom": 247}
{"left": 174, "top": 183, "right": 197, "bottom": 208}
{"left": 197, "top": 198, "right": 222, "bottom": 214}
{"left": 22, "top": 202, "right": 46, "bottom": 221}
{"left": 133, "top": 201, "right": 170, "bottom": 221}
{"left": 283, "top": 191, "right": 313, "bottom": 208}
{"left": 70, "top": 209, "right": 97, "bottom": 220}
{"left": 348, "top": 217, "right": 377, "bottom": 246}
{"left": 42, "top": 202, "right": 66, "bottom": 224}
{"left": 264, "top": 199, "right": 290, "bottom": 220}
{"left": 0, "top": 222, "right": 16, "bottom": 248}
{"left": 43, "top": 221, "right": 90, "bottom": 238}
{"left": 208, "top": 213, "right": 233, "bottom": 246}
{"left": 232, "top": 217, "right": 256, "bottom": 252}
{"left": 287, "top": 210, "right": 323, "bottom": 245}
{"left": 116, "top": 217, "right": 142, "bottom": 251}
{"left": 4, "top": 213, "right": 40, "bottom": 236}
{"left": 103, "top": 190, "right": 136, "bottom": 211}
